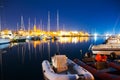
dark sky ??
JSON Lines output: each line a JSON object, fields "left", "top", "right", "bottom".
{"left": 1, "top": 0, "right": 120, "bottom": 34}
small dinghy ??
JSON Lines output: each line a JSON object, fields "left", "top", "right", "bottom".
{"left": 42, "top": 54, "right": 94, "bottom": 80}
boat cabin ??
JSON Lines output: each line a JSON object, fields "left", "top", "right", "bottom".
{"left": 52, "top": 55, "right": 68, "bottom": 73}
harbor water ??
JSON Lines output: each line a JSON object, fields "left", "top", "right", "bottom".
{"left": 0, "top": 37, "right": 106, "bottom": 80}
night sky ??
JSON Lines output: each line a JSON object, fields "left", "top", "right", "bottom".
{"left": 0, "top": 0, "right": 120, "bottom": 34}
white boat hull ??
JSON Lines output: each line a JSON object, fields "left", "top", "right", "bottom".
{"left": 91, "top": 44, "right": 120, "bottom": 55}
{"left": 0, "top": 38, "right": 10, "bottom": 44}
{"left": 42, "top": 59, "right": 94, "bottom": 80}
{"left": 92, "top": 50, "right": 120, "bottom": 55}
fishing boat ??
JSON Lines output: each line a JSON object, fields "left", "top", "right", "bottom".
{"left": 42, "top": 54, "right": 94, "bottom": 80}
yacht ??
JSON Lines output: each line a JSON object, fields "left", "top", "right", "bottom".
{"left": 91, "top": 35, "right": 120, "bottom": 55}
{"left": 0, "top": 29, "right": 14, "bottom": 39}
{"left": 12, "top": 36, "right": 26, "bottom": 42}
{"left": 0, "top": 38, "right": 10, "bottom": 45}
{"left": 106, "top": 36, "right": 120, "bottom": 44}
{"left": 0, "top": 43, "right": 10, "bottom": 49}
{"left": 91, "top": 43, "right": 120, "bottom": 55}
{"left": 42, "top": 54, "right": 94, "bottom": 80}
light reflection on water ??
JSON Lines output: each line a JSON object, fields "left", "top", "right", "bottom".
{"left": 58, "top": 37, "right": 89, "bottom": 43}
{"left": 0, "top": 37, "right": 106, "bottom": 80}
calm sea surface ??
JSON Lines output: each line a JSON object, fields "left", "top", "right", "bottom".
{"left": 0, "top": 37, "right": 106, "bottom": 80}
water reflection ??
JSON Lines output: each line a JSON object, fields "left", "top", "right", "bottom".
{"left": 0, "top": 37, "right": 107, "bottom": 80}
{"left": 56, "top": 41, "right": 59, "bottom": 53}
{"left": 0, "top": 43, "right": 10, "bottom": 80}
{"left": 0, "top": 51, "right": 3, "bottom": 80}
{"left": 28, "top": 42, "right": 31, "bottom": 61}
{"left": 94, "top": 36, "right": 97, "bottom": 42}
{"left": 22, "top": 45, "right": 25, "bottom": 64}
{"left": 47, "top": 41, "right": 51, "bottom": 61}
{"left": 58, "top": 37, "right": 89, "bottom": 43}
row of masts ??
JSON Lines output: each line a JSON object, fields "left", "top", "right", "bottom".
{"left": 17, "top": 11, "right": 59, "bottom": 32}
{"left": 0, "top": 16, "right": 1, "bottom": 31}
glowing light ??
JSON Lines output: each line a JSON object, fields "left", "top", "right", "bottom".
{"left": 105, "top": 33, "right": 112, "bottom": 39}
{"left": 94, "top": 33, "right": 97, "bottom": 37}
{"left": 94, "top": 33, "right": 98, "bottom": 41}
{"left": 118, "top": 34, "right": 120, "bottom": 37}
{"left": 72, "top": 31, "right": 78, "bottom": 34}
{"left": 58, "top": 37, "right": 89, "bottom": 43}
{"left": 33, "top": 41, "right": 41, "bottom": 48}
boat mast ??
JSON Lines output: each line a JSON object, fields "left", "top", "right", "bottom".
{"left": 34, "top": 17, "right": 36, "bottom": 25}
{"left": 34, "top": 17, "right": 37, "bottom": 31}
{"left": 57, "top": 10, "right": 59, "bottom": 31}
{"left": 21, "top": 16, "right": 25, "bottom": 30}
{"left": 63, "top": 24, "right": 65, "bottom": 31}
{"left": 0, "top": 0, "right": 3, "bottom": 32}
{"left": 17, "top": 22, "right": 19, "bottom": 31}
{"left": 28, "top": 18, "right": 30, "bottom": 31}
{"left": 40, "top": 19, "right": 42, "bottom": 31}
{"left": 0, "top": 16, "right": 1, "bottom": 31}
{"left": 47, "top": 11, "right": 50, "bottom": 32}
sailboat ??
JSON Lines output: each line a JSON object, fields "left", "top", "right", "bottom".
{"left": 26, "top": 18, "right": 32, "bottom": 40}
{"left": 0, "top": 17, "right": 11, "bottom": 44}
{"left": 44, "top": 11, "right": 52, "bottom": 40}
{"left": 12, "top": 16, "right": 26, "bottom": 42}
{"left": 53, "top": 10, "right": 60, "bottom": 40}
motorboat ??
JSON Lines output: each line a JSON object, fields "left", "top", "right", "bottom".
{"left": 53, "top": 36, "right": 60, "bottom": 40}
{"left": 31, "top": 36, "right": 40, "bottom": 41}
{"left": 45, "top": 36, "right": 52, "bottom": 40}
{"left": 91, "top": 43, "right": 120, "bottom": 55}
{"left": 42, "top": 54, "right": 94, "bottom": 80}
{"left": 0, "top": 38, "right": 10, "bottom": 44}
{"left": 0, "top": 29, "right": 14, "bottom": 39}
{"left": 106, "top": 36, "right": 120, "bottom": 44}
{"left": 0, "top": 43, "right": 10, "bottom": 50}
{"left": 91, "top": 35, "right": 120, "bottom": 55}
{"left": 12, "top": 36, "right": 26, "bottom": 42}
